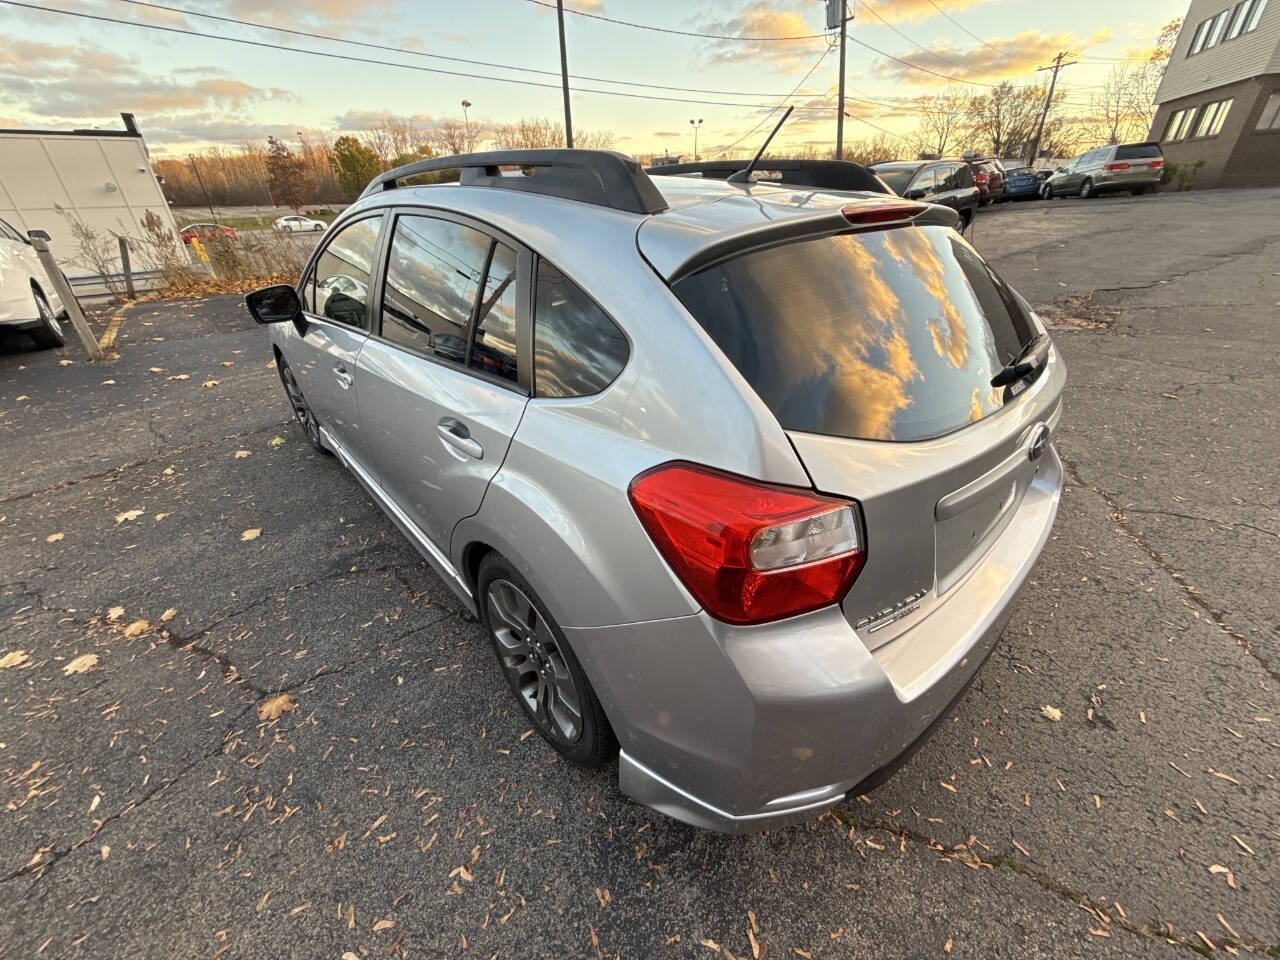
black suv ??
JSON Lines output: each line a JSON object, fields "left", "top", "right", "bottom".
{"left": 871, "top": 160, "right": 980, "bottom": 230}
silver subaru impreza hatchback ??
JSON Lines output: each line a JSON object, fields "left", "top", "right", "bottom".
{"left": 246, "top": 150, "right": 1064, "bottom": 832}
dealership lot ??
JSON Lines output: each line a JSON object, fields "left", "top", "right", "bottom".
{"left": 1, "top": 189, "right": 1277, "bottom": 959}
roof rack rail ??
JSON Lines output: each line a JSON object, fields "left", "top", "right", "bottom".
{"left": 359, "top": 149, "right": 668, "bottom": 214}
{"left": 644, "top": 158, "right": 890, "bottom": 195}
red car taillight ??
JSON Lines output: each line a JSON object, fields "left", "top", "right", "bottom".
{"left": 1103, "top": 162, "right": 1130, "bottom": 171}
{"left": 628, "top": 463, "right": 866, "bottom": 625}
{"left": 975, "top": 172, "right": 988, "bottom": 183}
{"left": 842, "top": 202, "right": 926, "bottom": 225}
{"left": 1149, "top": 158, "right": 1164, "bottom": 168}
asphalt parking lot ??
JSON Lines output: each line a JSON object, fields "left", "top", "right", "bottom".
{"left": 1, "top": 188, "right": 1277, "bottom": 959}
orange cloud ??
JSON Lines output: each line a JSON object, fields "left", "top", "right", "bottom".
{"left": 871, "top": 29, "right": 1113, "bottom": 86}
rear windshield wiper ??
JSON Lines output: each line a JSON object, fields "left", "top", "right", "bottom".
{"left": 990, "top": 333, "right": 1050, "bottom": 388}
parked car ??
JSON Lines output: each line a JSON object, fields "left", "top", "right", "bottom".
{"left": 245, "top": 149, "right": 1065, "bottom": 832}
{"left": 870, "top": 160, "right": 979, "bottom": 230}
{"left": 1041, "top": 142, "right": 1165, "bottom": 199}
{"left": 1001, "top": 166, "right": 1043, "bottom": 201}
{"left": 0, "top": 218, "right": 68, "bottom": 349}
{"left": 964, "top": 158, "right": 1005, "bottom": 204}
{"left": 180, "top": 222, "right": 237, "bottom": 244}
{"left": 274, "top": 215, "right": 327, "bottom": 233}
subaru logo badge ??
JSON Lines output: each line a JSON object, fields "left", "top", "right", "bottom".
{"left": 1027, "top": 423, "right": 1050, "bottom": 462}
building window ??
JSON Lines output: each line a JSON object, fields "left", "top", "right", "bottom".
{"left": 1193, "top": 98, "right": 1234, "bottom": 137}
{"left": 1257, "top": 91, "right": 1280, "bottom": 130}
{"left": 1187, "top": 17, "right": 1211, "bottom": 55}
{"left": 1225, "top": 0, "right": 1252, "bottom": 38}
{"left": 1244, "top": 0, "right": 1268, "bottom": 31}
{"left": 1205, "top": 10, "right": 1230, "bottom": 48}
{"left": 1163, "top": 107, "right": 1196, "bottom": 141}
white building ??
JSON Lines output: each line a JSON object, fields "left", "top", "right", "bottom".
{"left": 0, "top": 113, "right": 185, "bottom": 286}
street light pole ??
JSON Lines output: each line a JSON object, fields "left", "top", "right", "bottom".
{"left": 556, "top": 0, "right": 574, "bottom": 148}
{"left": 461, "top": 99, "right": 472, "bottom": 149}
{"left": 689, "top": 118, "right": 703, "bottom": 161}
{"left": 188, "top": 153, "right": 217, "bottom": 224}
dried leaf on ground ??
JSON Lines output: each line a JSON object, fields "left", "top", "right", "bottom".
{"left": 46, "top": 532, "right": 64, "bottom": 543}
{"left": 168, "top": 374, "right": 190, "bottom": 381}
{"left": 1208, "top": 864, "right": 1237, "bottom": 889}
{"left": 115, "top": 509, "right": 144, "bottom": 524}
{"left": 154, "top": 512, "right": 170, "bottom": 521}
{"left": 1040, "top": 705, "right": 1062, "bottom": 722}
{"left": 160, "top": 608, "right": 178, "bottom": 623}
{"left": 107, "top": 606, "right": 125, "bottom": 621}
{"left": 64, "top": 653, "right": 100, "bottom": 675}
{"left": 123, "top": 619, "right": 151, "bottom": 638}
{"left": 241, "top": 528, "right": 261, "bottom": 541}
{"left": 373, "top": 919, "right": 396, "bottom": 931}
{"left": 234, "top": 450, "right": 251, "bottom": 459}
{"left": 201, "top": 379, "right": 219, "bottom": 388}
{"left": 258, "top": 692, "right": 296, "bottom": 721}
{"left": 268, "top": 436, "right": 286, "bottom": 446}
{"left": 0, "top": 650, "right": 31, "bottom": 669}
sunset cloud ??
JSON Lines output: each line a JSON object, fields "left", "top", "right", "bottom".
{"left": 695, "top": 2, "right": 832, "bottom": 73}
{"left": 870, "top": 29, "right": 1113, "bottom": 86}
{"left": 858, "top": 0, "right": 994, "bottom": 25}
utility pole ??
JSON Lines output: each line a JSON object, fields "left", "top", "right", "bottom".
{"left": 556, "top": 0, "right": 574, "bottom": 148}
{"left": 689, "top": 118, "right": 703, "bottom": 161}
{"left": 1027, "top": 51, "right": 1076, "bottom": 164}
{"left": 188, "top": 154, "right": 217, "bottom": 224}
{"left": 828, "top": 0, "right": 849, "bottom": 159}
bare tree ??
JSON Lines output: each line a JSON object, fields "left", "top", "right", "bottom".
{"left": 909, "top": 87, "right": 969, "bottom": 159}
{"left": 432, "top": 116, "right": 484, "bottom": 155}
{"left": 967, "top": 82, "right": 1060, "bottom": 159}
{"left": 489, "top": 117, "right": 615, "bottom": 151}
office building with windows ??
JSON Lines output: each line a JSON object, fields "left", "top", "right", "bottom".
{"left": 1150, "top": 0, "right": 1279, "bottom": 187}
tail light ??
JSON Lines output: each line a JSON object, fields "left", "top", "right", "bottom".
{"left": 842, "top": 202, "right": 925, "bottom": 225}
{"left": 1149, "top": 158, "right": 1164, "bottom": 168}
{"left": 628, "top": 463, "right": 866, "bottom": 625}
{"left": 1103, "top": 162, "right": 1130, "bottom": 171}
{"left": 975, "top": 172, "right": 989, "bottom": 183}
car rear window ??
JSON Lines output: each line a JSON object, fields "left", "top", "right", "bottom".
{"left": 871, "top": 166, "right": 918, "bottom": 194}
{"left": 1115, "top": 144, "right": 1162, "bottom": 160}
{"left": 673, "top": 225, "right": 1038, "bottom": 443}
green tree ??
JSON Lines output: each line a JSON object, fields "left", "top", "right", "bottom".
{"left": 331, "top": 135, "right": 384, "bottom": 200}
{"left": 267, "top": 136, "right": 308, "bottom": 211}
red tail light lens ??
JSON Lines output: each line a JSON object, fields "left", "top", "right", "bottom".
{"left": 628, "top": 463, "right": 866, "bottom": 625}
{"left": 842, "top": 202, "right": 926, "bottom": 225}
{"left": 1149, "top": 158, "right": 1164, "bottom": 167}
{"left": 1103, "top": 162, "right": 1130, "bottom": 171}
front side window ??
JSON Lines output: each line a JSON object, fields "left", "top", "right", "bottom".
{"left": 380, "top": 215, "right": 488, "bottom": 364}
{"left": 309, "top": 215, "right": 382, "bottom": 328}
{"left": 1257, "top": 91, "right": 1280, "bottom": 130}
{"left": 534, "top": 263, "right": 628, "bottom": 398}
{"left": 673, "top": 225, "right": 1037, "bottom": 443}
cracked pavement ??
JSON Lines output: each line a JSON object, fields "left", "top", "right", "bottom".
{"left": 1, "top": 188, "right": 1277, "bottom": 959}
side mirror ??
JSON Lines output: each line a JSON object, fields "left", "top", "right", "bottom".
{"left": 245, "top": 284, "right": 302, "bottom": 325}
{"left": 27, "top": 228, "right": 51, "bottom": 243}
{"left": 905, "top": 187, "right": 927, "bottom": 200}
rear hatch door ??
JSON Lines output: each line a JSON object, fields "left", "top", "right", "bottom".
{"left": 671, "top": 223, "right": 1063, "bottom": 646}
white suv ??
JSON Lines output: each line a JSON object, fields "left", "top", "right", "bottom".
{"left": 0, "top": 218, "right": 66, "bottom": 350}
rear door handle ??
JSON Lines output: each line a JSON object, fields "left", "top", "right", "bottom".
{"left": 437, "top": 418, "right": 483, "bottom": 459}
{"left": 333, "top": 364, "right": 353, "bottom": 389}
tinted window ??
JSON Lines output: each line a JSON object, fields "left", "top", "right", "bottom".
{"left": 953, "top": 163, "right": 974, "bottom": 187}
{"left": 1115, "top": 144, "right": 1162, "bottom": 160}
{"left": 673, "top": 226, "right": 1037, "bottom": 443}
{"left": 871, "top": 166, "right": 920, "bottom": 194}
{"left": 534, "top": 263, "right": 628, "bottom": 398}
{"left": 469, "top": 241, "right": 519, "bottom": 384}
{"left": 310, "top": 215, "right": 382, "bottom": 328}
{"left": 911, "top": 167, "right": 939, "bottom": 195}
{"left": 381, "top": 215, "right": 488, "bottom": 364}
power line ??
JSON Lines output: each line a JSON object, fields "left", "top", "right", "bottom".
{"left": 842, "top": 112, "right": 910, "bottom": 142}
{"left": 709, "top": 41, "right": 838, "bottom": 158}
{"left": 853, "top": 0, "right": 972, "bottom": 72}
{"left": 845, "top": 31, "right": 997, "bottom": 87}
{"left": 112, "top": 0, "right": 815, "bottom": 100}
{"left": 924, "top": 0, "right": 1018, "bottom": 62}
{"left": 0, "top": 1, "right": 833, "bottom": 112}
{"left": 520, "top": 0, "right": 830, "bottom": 41}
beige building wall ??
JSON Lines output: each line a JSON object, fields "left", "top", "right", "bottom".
{"left": 0, "top": 113, "right": 186, "bottom": 279}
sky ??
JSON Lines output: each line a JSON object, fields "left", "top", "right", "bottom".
{"left": 0, "top": 0, "right": 1190, "bottom": 158}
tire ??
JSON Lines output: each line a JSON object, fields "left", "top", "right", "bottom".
{"left": 314, "top": 223, "right": 324, "bottom": 232}
{"left": 958, "top": 210, "right": 972, "bottom": 232}
{"left": 478, "top": 553, "right": 615, "bottom": 768}
{"left": 1079, "top": 178, "right": 1094, "bottom": 199}
{"left": 276, "top": 358, "right": 328, "bottom": 453}
{"left": 27, "top": 287, "right": 66, "bottom": 350}
{"left": 1131, "top": 187, "right": 1148, "bottom": 197}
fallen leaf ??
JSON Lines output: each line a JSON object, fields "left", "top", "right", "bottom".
{"left": 168, "top": 374, "right": 190, "bottom": 381}
{"left": 46, "top": 532, "right": 64, "bottom": 543}
{"left": 201, "top": 379, "right": 219, "bottom": 388}
{"left": 234, "top": 450, "right": 251, "bottom": 459}
{"left": 944, "top": 937, "right": 953, "bottom": 953}
{"left": 1040, "top": 705, "right": 1062, "bottom": 722}
{"left": 107, "top": 606, "right": 124, "bottom": 621}
{"left": 241, "top": 528, "right": 261, "bottom": 541}
{"left": 89, "top": 794, "right": 100, "bottom": 813}
{"left": 154, "top": 512, "right": 170, "bottom": 521}
{"left": 15, "top": 394, "right": 28, "bottom": 401}
{"left": 343, "top": 954, "right": 359, "bottom": 960}
{"left": 100, "top": 845, "right": 110, "bottom": 860}
{"left": 258, "top": 692, "right": 296, "bottom": 721}
{"left": 122, "top": 620, "right": 151, "bottom": 638}
{"left": 149, "top": 367, "right": 165, "bottom": 373}
{"left": 159, "top": 608, "right": 178, "bottom": 623}
{"left": 0, "top": 650, "right": 31, "bottom": 669}
{"left": 58, "top": 359, "right": 73, "bottom": 366}
{"left": 269, "top": 436, "right": 286, "bottom": 446}
{"left": 1231, "top": 835, "right": 1254, "bottom": 855}
{"left": 115, "top": 509, "right": 144, "bottom": 524}
{"left": 1208, "top": 864, "right": 1237, "bottom": 889}
{"left": 63, "top": 653, "right": 100, "bottom": 675}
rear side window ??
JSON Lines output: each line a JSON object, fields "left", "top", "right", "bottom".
{"left": 1115, "top": 144, "right": 1163, "bottom": 160}
{"left": 381, "top": 215, "right": 488, "bottom": 364}
{"left": 673, "top": 225, "right": 1037, "bottom": 443}
{"left": 308, "top": 215, "right": 382, "bottom": 328}
{"left": 533, "top": 263, "right": 628, "bottom": 398}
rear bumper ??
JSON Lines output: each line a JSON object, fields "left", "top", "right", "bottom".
{"left": 1095, "top": 173, "right": 1161, "bottom": 191}
{"left": 569, "top": 445, "right": 1064, "bottom": 832}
